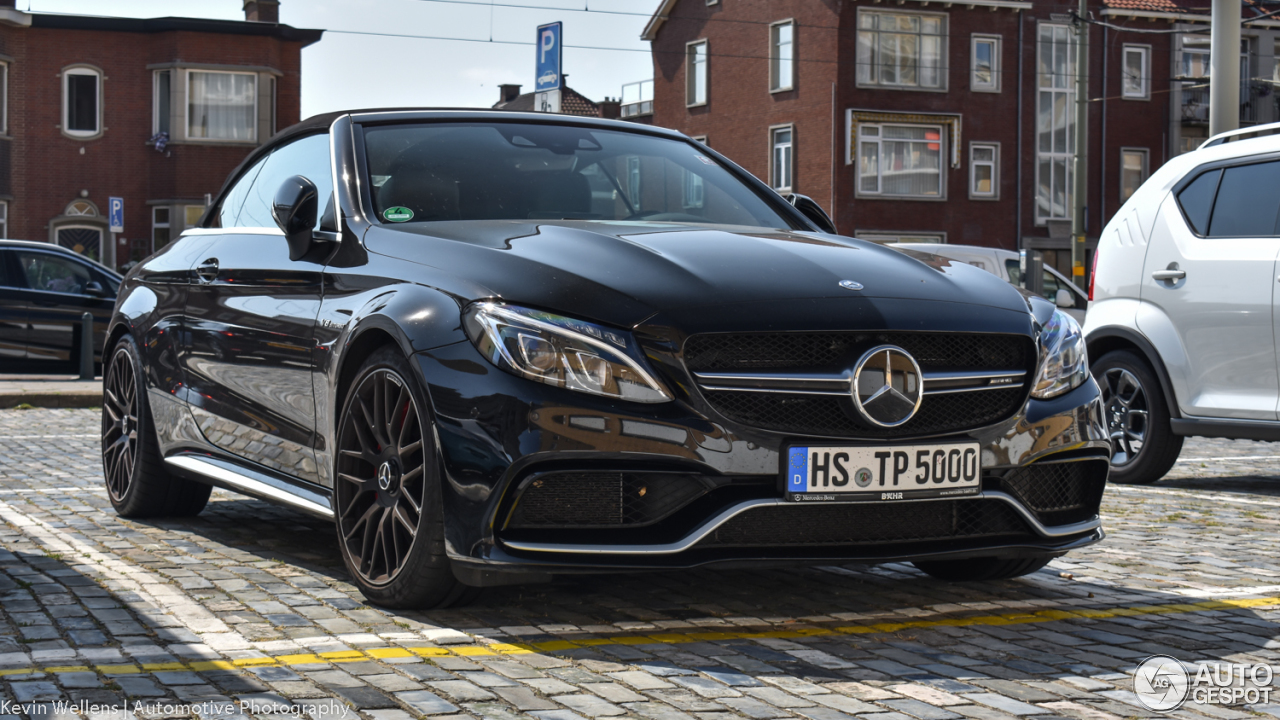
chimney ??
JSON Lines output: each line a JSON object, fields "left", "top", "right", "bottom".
{"left": 499, "top": 84, "right": 522, "bottom": 104}
{"left": 244, "top": 0, "right": 279, "bottom": 23}
{"left": 597, "top": 97, "right": 621, "bottom": 120}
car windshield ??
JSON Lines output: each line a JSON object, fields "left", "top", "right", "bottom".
{"left": 362, "top": 122, "right": 795, "bottom": 229}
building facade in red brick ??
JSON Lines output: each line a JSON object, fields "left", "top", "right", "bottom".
{"left": 0, "top": 1, "right": 321, "bottom": 269}
{"left": 641, "top": 0, "right": 1261, "bottom": 279}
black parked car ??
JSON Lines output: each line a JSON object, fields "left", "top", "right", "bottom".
{"left": 0, "top": 239, "right": 120, "bottom": 372}
{"left": 103, "top": 110, "right": 1109, "bottom": 608}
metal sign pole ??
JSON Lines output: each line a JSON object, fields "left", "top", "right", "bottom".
{"left": 1071, "top": 0, "right": 1089, "bottom": 285}
{"left": 1210, "top": 0, "right": 1241, "bottom": 136}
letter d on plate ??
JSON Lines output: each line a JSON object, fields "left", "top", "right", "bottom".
{"left": 787, "top": 447, "right": 807, "bottom": 492}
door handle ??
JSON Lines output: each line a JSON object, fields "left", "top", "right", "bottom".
{"left": 196, "top": 258, "right": 219, "bottom": 284}
{"left": 1152, "top": 263, "right": 1185, "bottom": 282}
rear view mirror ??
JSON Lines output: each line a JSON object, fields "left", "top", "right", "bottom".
{"left": 1055, "top": 288, "right": 1075, "bottom": 309}
{"left": 272, "top": 175, "right": 318, "bottom": 261}
{"left": 84, "top": 281, "right": 107, "bottom": 297}
{"left": 785, "top": 193, "right": 838, "bottom": 234}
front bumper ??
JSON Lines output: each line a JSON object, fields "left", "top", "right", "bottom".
{"left": 416, "top": 341, "right": 1109, "bottom": 582}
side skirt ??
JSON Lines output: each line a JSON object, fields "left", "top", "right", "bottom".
{"left": 165, "top": 452, "right": 334, "bottom": 520}
{"left": 1170, "top": 417, "right": 1280, "bottom": 442}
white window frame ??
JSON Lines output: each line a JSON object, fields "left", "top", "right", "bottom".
{"left": 856, "top": 9, "right": 948, "bottom": 91}
{"left": 971, "top": 35, "right": 1001, "bottom": 93}
{"left": 856, "top": 122, "right": 947, "bottom": 200}
{"left": 970, "top": 142, "right": 999, "bottom": 200}
{"left": 152, "top": 70, "right": 171, "bottom": 136}
{"left": 855, "top": 230, "right": 946, "bottom": 244}
{"left": 1122, "top": 44, "right": 1151, "bottom": 100}
{"left": 1035, "top": 24, "right": 1075, "bottom": 223}
{"left": 686, "top": 40, "right": 708, "bottom": 107}
{"left": 61, "top": 65, "right": 102, "bottom": 139}
{"left": 770, "top": 125, "right": 794, "bottom": 192}
{"left": 185, "top": 69, "right": 259, "bottom": 144}
{"left": 1120, "top": 147, "right": 1149, "bottom": 202}
{"left": 770, "top": 20, "right": 796, "bottom": 92}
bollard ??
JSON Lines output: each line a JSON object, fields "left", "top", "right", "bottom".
{"left": 80, "top": 312, "right": 94, "bottom": 380}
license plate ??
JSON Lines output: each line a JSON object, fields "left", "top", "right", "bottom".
{"left": 785, "top": 443, "right": 982, "bottom": 502}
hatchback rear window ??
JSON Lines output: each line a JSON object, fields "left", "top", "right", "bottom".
{"left": 1175, "top": 168, "right": 1219, "bottom": 236}
{"left": 1177, "top": 161, "right": 1280, "bottom": 237}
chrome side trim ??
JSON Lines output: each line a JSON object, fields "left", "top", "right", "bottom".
{"left": 924, "top": 370, "right": 1027, "bottom": 382}
{"left": 694, "top": 368, "right": 1027, "bottom": 397}
{"left": 501, "top": 492, "right": 1098, "bottom": 555}
{"left": 165, "top": 455, "right": 334, "bottom": 519}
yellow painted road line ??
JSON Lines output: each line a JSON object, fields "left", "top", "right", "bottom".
{"left": 0, "top": 596, "right": 1275, "bottom": 681}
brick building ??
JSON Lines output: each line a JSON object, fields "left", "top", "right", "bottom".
{"left": 492, "top": 81, "right": 623, "bottom": 119}
{"left": 0, "top": 0, "right": 321, "bottom": 269}
{"left": 641, "top": 0, "right": 1262, "bottom": 279}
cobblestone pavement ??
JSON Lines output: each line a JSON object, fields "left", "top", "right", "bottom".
{"left": 3, "top": 409, "right": 1280, "bottom": 720}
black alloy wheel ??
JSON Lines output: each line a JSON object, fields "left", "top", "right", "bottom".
{"left": 102, "top": 345, "right": 139, "bottom": 503}
{"left": 1090, "top": 349, "right": 1183, "bottom": 485}
{"left": 1100, "top": 366, "right": 1147, "bottom": 467}
{"left": 333, "top": 347, "right": 475, "bottom": 608}
{"left": 102, "top": 334, "right": 211, "bottom": 518}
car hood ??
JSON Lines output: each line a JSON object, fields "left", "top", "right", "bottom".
{"left": 364, "top": 220, "right": 1031, "bottom": 328}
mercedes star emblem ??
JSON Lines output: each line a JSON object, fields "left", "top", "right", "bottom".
{"left": 851, "top": 345, "right": 923, "bottom": 427}
{"left": 839, "top": 280, "right": 864, "bottom": 290}
{"left": 377, "top": 462, "right": 394, "bottom": 491}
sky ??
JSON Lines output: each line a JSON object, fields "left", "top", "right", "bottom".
{"left": 26, "top": 0, "right": 657, "bottom": 119}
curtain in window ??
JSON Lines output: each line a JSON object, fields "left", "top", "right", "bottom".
{"left": 189, "top": 72, "right": 256, "bottom": 141}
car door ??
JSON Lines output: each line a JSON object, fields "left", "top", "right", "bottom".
{"left": 11, "top": 249, "right": 115, "bottom": 368}
{"left": 0, "top": 249, "right": 29, "bottom": 362}
{"left": 179, "top": 132, "right": 333, "bottom": 484}
{"left": 1138, "top": 158, "right": 1280, "bottom": 420}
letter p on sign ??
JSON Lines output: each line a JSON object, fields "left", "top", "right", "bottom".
{"left": 541, "top": 29, "right": 555, "bottom": 61}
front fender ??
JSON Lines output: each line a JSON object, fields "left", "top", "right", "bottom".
{"left": 1084, "top": 297, "right": 1185, "bottom": 419}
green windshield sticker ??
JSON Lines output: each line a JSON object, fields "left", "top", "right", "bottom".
{"left": 383, "top": 206, "right": 414, "bottom": 222}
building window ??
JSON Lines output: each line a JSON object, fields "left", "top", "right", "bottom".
{"left": 686, "top": 40, "right": 708, "bottom": 106}
{"left": 857, "top": 123, "right": 944, "bottom": 198}
{"left": 855, "top": 231, "right": 945, "bottom": 244}
{"left": 1120, "top": 148, "right": 1149, "bottom": 202}
{"left": 153, "top": 70, "right": 171, "bottom": 136}
{"left": 771, "top": 126, "right": 794, "bottom": 191}
{"left": 184, "top": 205, "right": 205, "bottom": 229}
{"left": 152, "top": 207, "right": 170, "bottom": 251}
{"left": 0, "top": 201, "right": 7, "bottom": 239}
{"left": 856, "top": 11, "right": 945, "bottom": 90}
{"left": 682, "top": 170, "right": 705, "bottom": 209}
{"left": 971, "top": 35, "right": 1000, "bottom": 92}
{"left": 62, "top": 66, "right": 101, "bottom": 138}
{"left": 0, "top": 62, "right": 8, "bottom": 135}
{"left": 1036, "top": 24, "right": 1075, "bottom": 222}
{"left": 269, "top": 76, "right": 278, "bottom": 136}
{"left": 770, "top": 21, "right": 795, "bottom": 92}
{"left": 1122, "top": 45, "right": 1150, "bottom": 99}
{"left": 187, "top": 70, "right": 257, "bottom": 142}
{"left": 970, "top": 143, "right": 999, "bottom": 199}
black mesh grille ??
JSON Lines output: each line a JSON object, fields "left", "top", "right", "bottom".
{"left": 508, "top": 473, "right": 711, "bottom": 529}
{"left": 685, "top": 331, "right": 1035, "bottom": 438}
{"left": 705, "top": 387, "right": 1026, "bottom": 438}
{"left": 698, "top": 498, "right": 1031, "bottom": 547}
{"left": 685, "top": 332, "right": 1033, "bottom": 373}
{"left": 998, "top": 461, "right": 1108, "bottom": 526}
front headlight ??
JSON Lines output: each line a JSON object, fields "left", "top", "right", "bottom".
{"left": 463, "top": 302, "right": 673, "bottom": 404}
{"left": 1031, "top": 309, "right": 1089, "bottom": 399}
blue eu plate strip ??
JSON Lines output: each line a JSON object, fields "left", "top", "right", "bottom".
{"left": 787, "top": 447, "right": 808, "bottom": 492}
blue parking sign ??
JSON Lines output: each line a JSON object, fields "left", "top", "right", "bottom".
{"left": 535, "top": 22, "right": 562, "bottom": 92}
{"left": 108, "top": 197, "right": 124, "bottom": 233}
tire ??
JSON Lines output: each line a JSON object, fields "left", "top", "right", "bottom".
{"left": 333, "top": 346, "right": 477, "bottom": 609}
{"left": 913, "top": 556, "right": 1052, "bottom": 582}
{"left": 1091, "top": 349, "right": 1183, "bottom": 485}
{"left": 102, "top": 334, "right": 212, "bottom": 518}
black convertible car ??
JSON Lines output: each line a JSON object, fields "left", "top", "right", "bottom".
{"left": 103, "top": 110, "right": 1109, "bottom": 608}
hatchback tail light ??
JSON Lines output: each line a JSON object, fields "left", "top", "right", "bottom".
{"left": 1088, "top": 247, "right": 1099, "bottom": 302}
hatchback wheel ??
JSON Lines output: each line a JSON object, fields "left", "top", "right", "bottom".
{"left": 102, "top": 334, "right": 211, "bottom": 518}
{"left": 334, "top": 347, "right": 477, "bottom": 608}
{"left": 1091, "top": 350, "right": 1183, "bottom": 485}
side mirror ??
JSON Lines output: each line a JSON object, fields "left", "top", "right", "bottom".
{"left": 272, "top": 175, "right": 318, "bottom": 261}
{"left": 785, "top": 193, "right": 838, "bottom": 234}
{"left": 1055, "top": 287, "right": 1075, "bottom": 309}
{"left": 84, "top": 281, "right": 107, "bottom": 297}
